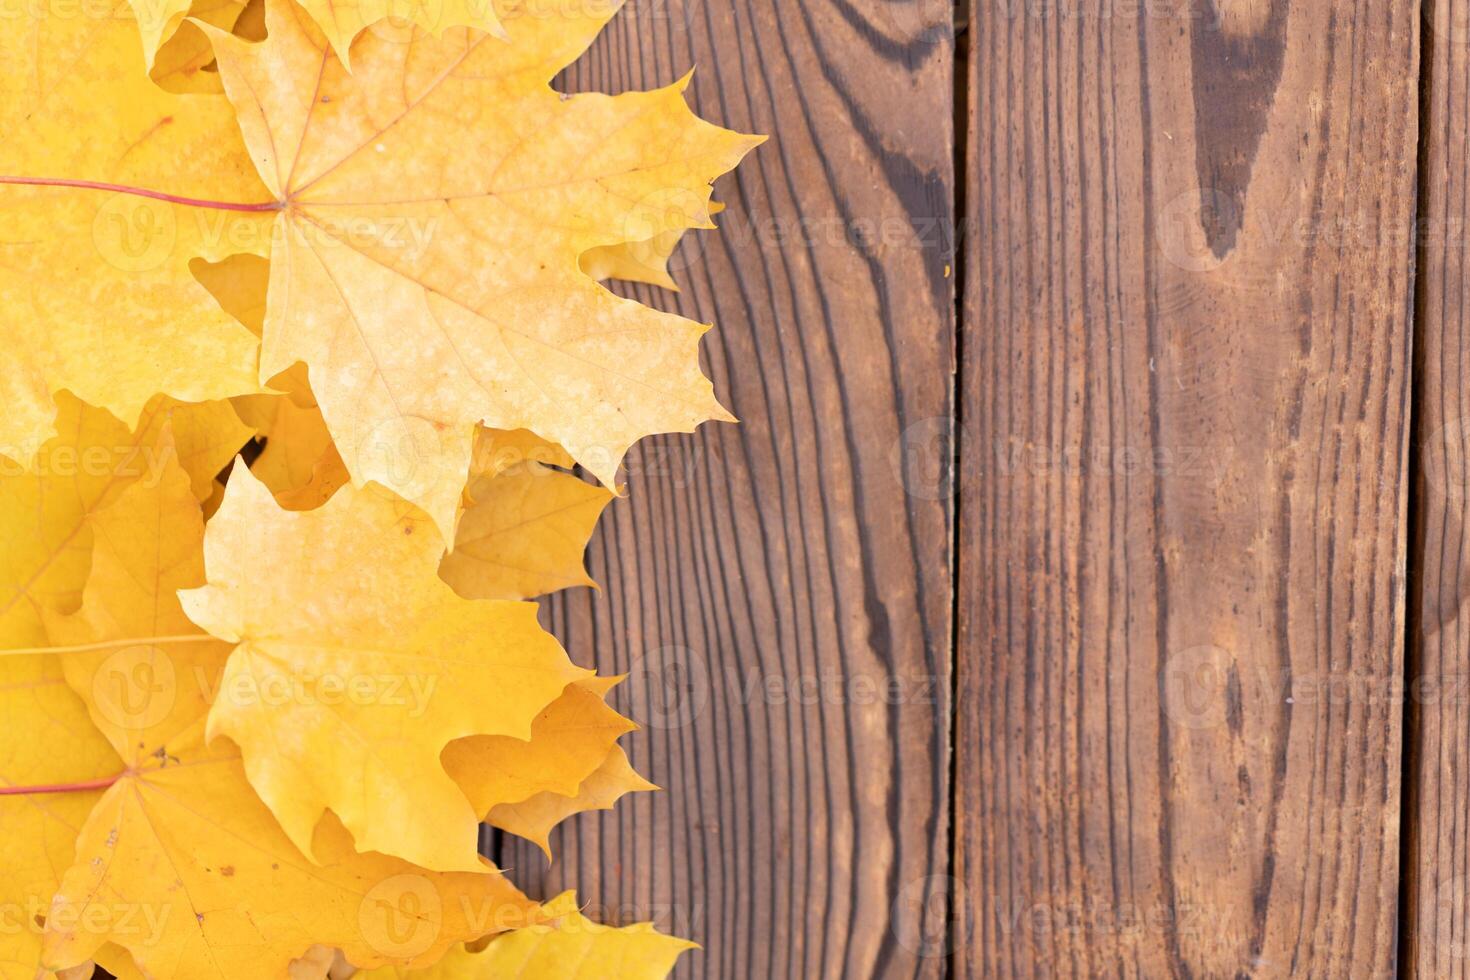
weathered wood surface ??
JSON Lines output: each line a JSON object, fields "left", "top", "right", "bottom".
{"left": 1406, "top": 1, "right": 1470, "bottom": 975}
{"left": 498, "top": 1, "right": 957, "bottom": 977}
{"left": 955, "top": 2, "right": 1420, "bottom": 977}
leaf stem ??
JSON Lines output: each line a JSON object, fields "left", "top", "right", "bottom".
{"left": 0, "top": 634, "right": 220, "bottom": 657}
{"left": 0, "top": 774, "right": 121, "bottom": 796}
{"left": 0, "top": 175, "right": 282, "bottom": 212}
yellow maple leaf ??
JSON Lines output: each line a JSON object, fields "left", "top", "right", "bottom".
{"left": 300, "top": 0, "right": 505, "bottom": 70}
{"left": 125, "top": 0, "right": 243, "bottom": 74}
{"left": 441, "top": 462, "right": 613, "bottom": 601}
{"left": 355, "top": 891, "right": 695, "bottom": 978}
{"left": 44, "top": 448, "right": 235, "bottom": 758}
{"left": 179, "top": 466, "right": 589, "bottom": 872}
{"left": 443, "top": 676, "right": 634, "bottom": 815}
{"left": 0, "top": 395, "right": 251, "bottom": 650}
{"left": 582, "top": 201, "right": 727, "bottom": 291}
{"left": 149, "top": 0, "right": 255, "bottom": 94}
{"left": 202, "top": 0, "right": 762, "bottom": 537}
{"left": 193, "top": 252, "right": 320, "bottom": 400}
{"left": 232, "top": 390, "right": 351, "bottom": 509}
{"left": 34, "top": 462, "right": 546, "bottom": 980}
{"left": 474, "top": 892, "right": 696, "bottom": 980}
{"left": 467, "top": 428, "right": 573, "bottom": 483}
{"left": 489, "top": 746, "right": 656, "bottom": 858}
{"left": 0, "top": 656, "right": 121, "bottom": 980}
{"left": 0, "top": 4, "right": 272, "bottom": 460}
{"left": 41, "top": 721, "right": 543, "bottom": 980}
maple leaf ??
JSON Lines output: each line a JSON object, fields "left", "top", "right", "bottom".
{"left": 232, "top": 389, "right": 351, "bottom": 509}
{"left": 466, "top": 427, "right": 574, "bottom": 482}
{"left": 473, "top": 891, "right": 697, "bottom": 979}
{"left": 193, "top": 251, "right": 319, "bottom": 400}
{"left": 43, "top": 436, "right": 235, "bottom": 757}
{"left": 582, "top": 201, "right": 727, "bottom": 291}
{"left": 42, "top": 722, "right": 544, "bottom": 980}
{"left": 38, "top": 463, "right": 547, "bottom": 979}
{"left": 202, "top": 0, "right": 762, "bottom": 536}
{"left": 354, "top": 891, "right": 697, "bottom": 978}
{"left": 0, "top": 5, "right": 272, "bottom": 461}
{"left": 179, "top": 465, "right": 589, "bottom": 872}
{"left": 0, "top": 394, "right": 251, "bottom": 650}
{"left": 440, "top": 461, "right": 613, "bottom": 602}
{"left": 442, "top": 676, "right": 635, "bottom": 815}
{"left": 149, "top": 0, "right": 256, "bottom": 94}
{"left": 0, "top": 655, "right": 120, "bottom": 980}
{"left": 488, "top": 745, "right": 656, "bottom": 858}
{"left": 126, "top": 0, "right": 244, "bottom": 75}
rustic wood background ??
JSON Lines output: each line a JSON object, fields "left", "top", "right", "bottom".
{"left": 500, "top": 0, "right": 1470, "bottom": 976}
{"left": 501, "top": 1, "right": 956, "bottom": 977}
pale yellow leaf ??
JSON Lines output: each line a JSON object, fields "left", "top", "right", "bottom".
{"left": 489, "top": 746, "right": 656, "bottom": 858}
{"left": 45, "top": 453, "right": 234, "bottom": 761}
{"left": 0, "top": 656, "right": 121, "bottom": 980}
{"left": 0, "top": 395, "right": 251, "bottom": 650}
{"left": 0, "top": 4, "right": 272, "bottom": 459}
{"left": 179, "top": 467, "right": 589, "bottom": 872}
{"left": 441, "top": 462, "right": 612, "bottom": 601}
{"left": 41, "top": 723, "right": 542, "bottom": 980}
{"left": 443, "top": 676, "right": 634, "bottom": 815}
{"left": 354, "top": 891, "right": 695, "bottom": 979}
{"left": 204, "top": 0, "right": 761, "bottom": 536}
{"left": 581, "top": 202, "right": 725, "bottom": 290}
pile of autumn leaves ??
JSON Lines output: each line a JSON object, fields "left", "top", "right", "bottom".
{"left": 0, "top": 0, "right": 758, "bottom": 977}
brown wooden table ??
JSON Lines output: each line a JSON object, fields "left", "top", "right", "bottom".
{"left": 502, "top": 0, "right": 1470, "bottom": 976}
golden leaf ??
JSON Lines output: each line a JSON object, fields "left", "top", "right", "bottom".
{"left": 0, "top": 656, "right": 120, "bottom": 980}
{"left": 151, "top": 0, "right": 255, "bottom": 95}
{"left": 232, "top": 390, "right": 351, "bottom": 510}
{"left": 443, "top": 676, "right": 634, "bottom": 815}
{"left": 441, "top": 462, "right": 612, "bottom": 601}
{"left": 0, "top": 395, "right": 251, "bottom": 650}
{"left": 179, "top": 466, "right": 588, "bottom": 872}
{"left": 0, "top": 4, "right": 272, "bottom": 460}
{"left": 203, "top": 0, "right": 761, "bottom": 536}
{"left": 489, "top": 746, "right": 656, "bottom": 858}
{"left": 36, "top": 463, "right": 546, "bottom": 979}
{"left": 41, "top": 723, "right": 542, "bottom": 980}
{"left": 354, "top": 891, "right": 696, "bottom": 979}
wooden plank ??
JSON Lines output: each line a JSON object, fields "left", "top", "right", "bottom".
{"left": 497, "top": 2, "right": 957, "bottom": 977}
{"left": 955, "top": 3, "right": 1419, "bottom": 976}
{"left": 1405, "top": 2, "right": 1470, "bottom": 975}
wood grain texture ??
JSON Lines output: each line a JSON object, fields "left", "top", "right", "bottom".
{"left": 955, "top": 2, "right": 1419, "bottom": 977}
{"left": 1405, "top": 1, "right": 1470, "bottom": 974}
{"left": 496, "top": 1, "right": 956, "bottom": 977}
